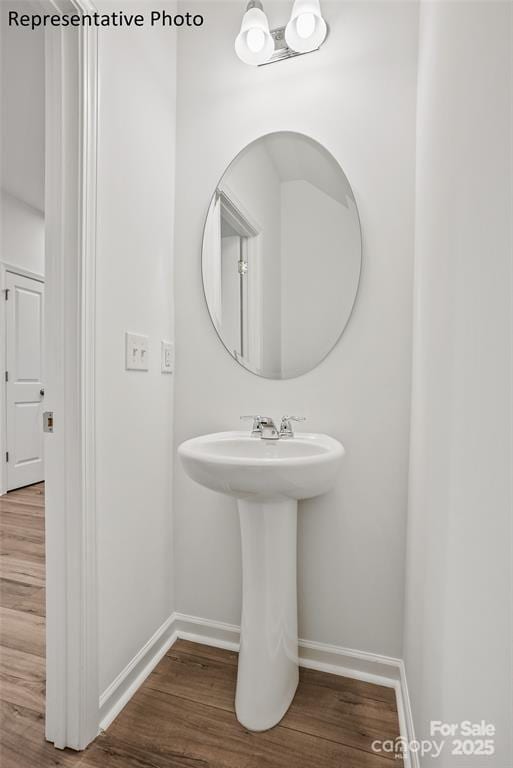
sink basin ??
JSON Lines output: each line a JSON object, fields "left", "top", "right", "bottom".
{"left": 178, "top": 429, "right": 345, "bottom": 732}
{"left": 178, "top": 430, "right": 344, "bottom": 501}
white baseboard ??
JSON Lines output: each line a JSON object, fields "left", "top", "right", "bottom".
{"left": 174, "top": 610, "right": 401, "bottom": 685}
{"left": 99, "top": 614, "right": 177, "bottom": 731}
{"left": 396, "top": 660, "right": 419, "bottom": 768}
{"left": 298, "top": 636, "right": 400, "bottom": 687}
{"left": 173, "top": 611, "right": 240, "bottom": 652}
{"left": 99, "top": 610, "right": 417, "bottom": 767}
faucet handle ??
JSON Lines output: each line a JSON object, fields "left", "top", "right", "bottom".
{"left": 279, "top": 415, "right": 306, "bottom": 437}
{"left": 241, "top": 415, "right": 264, "bottom": 436}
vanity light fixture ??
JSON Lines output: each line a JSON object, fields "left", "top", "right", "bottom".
{"left": 235, "top": 0, "right": 328, "bottom": 66}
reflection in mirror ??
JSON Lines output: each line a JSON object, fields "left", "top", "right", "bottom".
{"left": 202, "top": 132, "right": 362, "bottom": 379}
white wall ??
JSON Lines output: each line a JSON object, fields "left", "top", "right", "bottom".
{"left": 280, "top": 180, "right": 360, "bottom": 376}
{"left": 404, "top": 2, "right": 512, "bottom": 764}
{"left": 1, "top": 191, "right": 44, "bottom": 276}
{"left": 0, "top": 3, "right": 45, "bottom": 212}
{"left": 95, "top": 6, "right": 177, "bottom": 693}
{"left": 173, "top": 0, "right": 418, "bottom": 658}
{"left": 0, "top": 4, "right": 45, "bottom": 275}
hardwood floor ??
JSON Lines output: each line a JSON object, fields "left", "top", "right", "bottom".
{"left": 0, "top": 483, "right": 403, "bottom": 767}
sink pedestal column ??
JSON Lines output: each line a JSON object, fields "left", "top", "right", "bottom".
{"left": 235, "top": 498, "right": 299, "bottom": 731}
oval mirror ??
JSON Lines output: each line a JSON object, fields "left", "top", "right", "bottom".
{"left": 202, "top": 131, "right": 362, "bottom": 379}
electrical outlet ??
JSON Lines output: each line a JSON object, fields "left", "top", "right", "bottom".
{"left": 161, "top": 341, "right": 174, "bottom": 374}
{"left": 125, "top": 332, "right": 149, "bottom": 371}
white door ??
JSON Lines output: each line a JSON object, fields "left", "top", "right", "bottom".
{"left": 5, "top": 271, "right": 45, "bottom": 490}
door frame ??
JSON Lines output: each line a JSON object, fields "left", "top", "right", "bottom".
{"left": 217, "top": 184, "right": 263, "bottom": 372}
{"left": 0, "top": 265, "right": 45, "bottom": 495}
{"left": 42, "top": 0, "right": 100, "bottom": 750}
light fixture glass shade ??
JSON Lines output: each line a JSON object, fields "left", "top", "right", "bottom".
{"left": 235, "top": 6, "right": 275, "bottom": 66}
{"left": 285, "top": 0, "right": 327, "bottom": 53}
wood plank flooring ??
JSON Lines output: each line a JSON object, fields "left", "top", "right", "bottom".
{"left": 0, "top": 483, "right": 403, "bottom": 767}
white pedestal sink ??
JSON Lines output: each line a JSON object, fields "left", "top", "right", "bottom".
{"left": 178, "top": 430, "right": 344, "bottom": 731}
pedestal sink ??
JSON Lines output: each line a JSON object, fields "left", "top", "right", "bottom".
{"left": 178, "top": 430, "right": 344, "bottom": 731}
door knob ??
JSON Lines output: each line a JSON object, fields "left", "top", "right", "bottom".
{"left": 40, "top": 388, "right": 45, "bottom": 397}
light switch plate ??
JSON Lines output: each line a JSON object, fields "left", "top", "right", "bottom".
{"left": 161, "top": 341, "right": 174, "bottom": 374}
{"left": 125, "top": 332, "right": 149, "bottom": 371}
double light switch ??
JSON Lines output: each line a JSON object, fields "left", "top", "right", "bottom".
{"left": 125, "top": 333, "right": 174, "bottom": 374}
{"left": 125, "top": 332, "right": 149, "bottom": 371}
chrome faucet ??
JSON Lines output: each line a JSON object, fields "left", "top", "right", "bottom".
{"left": 241, "top": 415, "right": 280, "bottom": 439}
{"left": 241, "top": 415, "right": 305, "bottom": 439}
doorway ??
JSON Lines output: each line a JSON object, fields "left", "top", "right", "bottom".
{"left": 213, "top": 189, "right": 263, "bottom": 372}
{"left": 0, "top": 0, "right": 100, "bottom": 751}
